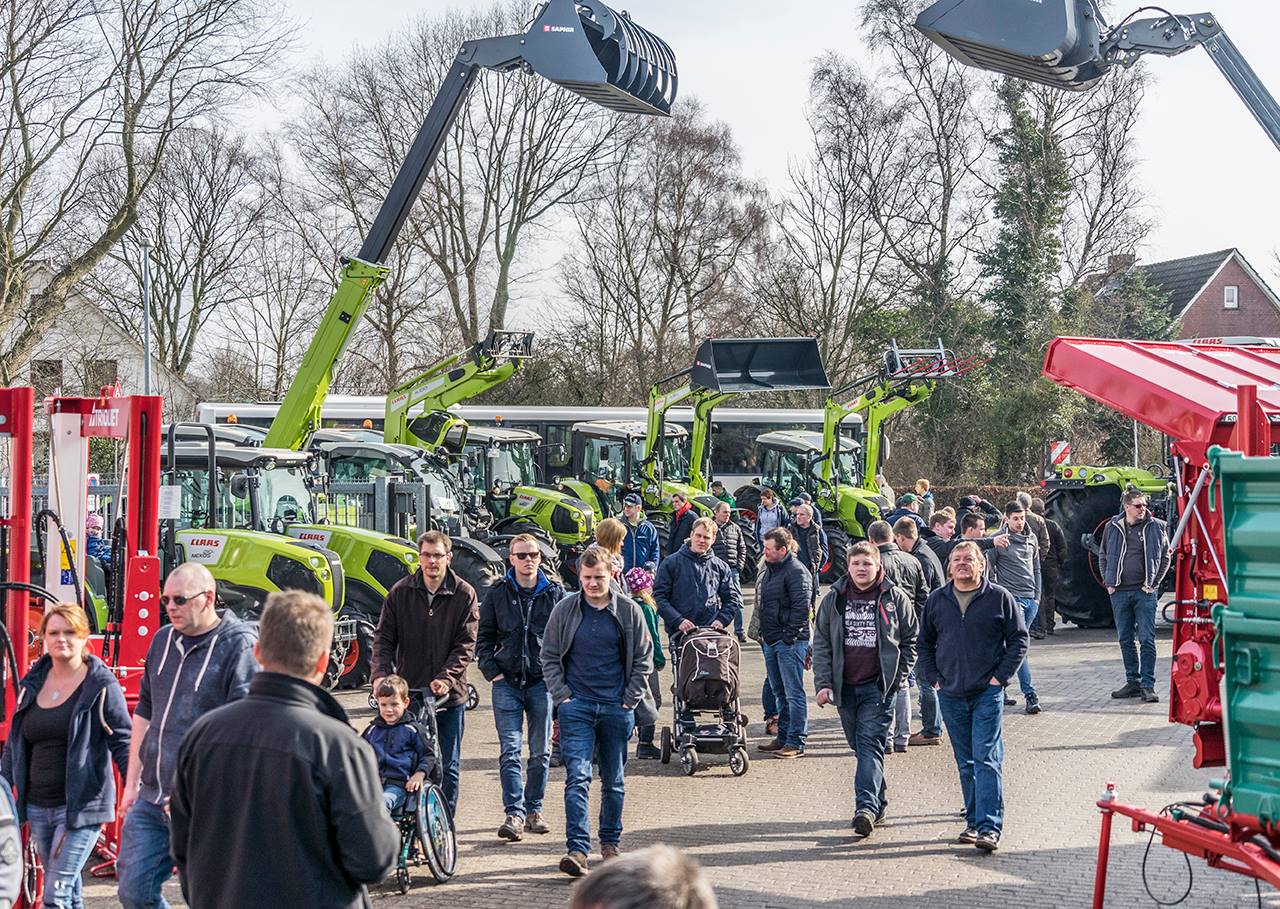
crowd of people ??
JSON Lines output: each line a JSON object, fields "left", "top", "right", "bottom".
{"left": 0, "top": 481, "right": 1171, "bottom": 908}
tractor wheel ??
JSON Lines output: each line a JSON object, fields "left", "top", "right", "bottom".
{"left": 1045, "top": 486, "right": 1121, "bottom": 628}
{"left": 451, "top": 546, "right": 503, "bottom": 600}
{"left": 733, "top": 485, "right": 762, "bottom": 522}
{"left": 737, "top": 522, "right": 760, "bottom": 586}
{"left": 336, "top": 618, "right": 375, "bottom": 690}
{"left": 653, "top": 515, "right": 672, "bottom": 561}
{"left": 821, "top": 525, "right": 850, "bottom": 585}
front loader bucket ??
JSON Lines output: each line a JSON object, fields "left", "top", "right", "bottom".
{"left": 471, "top": 0, "right": 677, "bottom": 117}
{"left": 691, "top": 338, "right": 831, "bottom": 393}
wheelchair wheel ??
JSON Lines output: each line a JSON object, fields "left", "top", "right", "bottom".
{"left": 660, "top": 727, "right": 672, "bottom": 764}
{"left": 396, "top": 864, "right": 410, "bottom": 894}
{"left": 466, "top": 684, "right": 480, "bottom": 711}
{"left": 416, "top": 783, "right": 458, "bottom": 883}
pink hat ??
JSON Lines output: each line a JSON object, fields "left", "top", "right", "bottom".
{"left": 85, "top": 513, "right": 104, "bottom": 531}
{"left": 625, "top": 567, "right": 653, "bottom": 594}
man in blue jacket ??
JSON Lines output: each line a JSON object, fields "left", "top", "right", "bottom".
{"left": 917, "top": 542, "right": 1028, "bottom": 854}
{"left": 620, "top": 494, "right": 659, "bottom": 574}
{"left": 653, "top": 518, "right": 740, "bottom": 639}
{"left": 1099, "top": 487, "right": 1171, "bottom": 704}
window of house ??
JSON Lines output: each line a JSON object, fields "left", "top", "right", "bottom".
{"left": 84, "top": 359, "right": 118, "bottom": 395}
{"left": 1225, "top": 285, "right": 1239, "bottom": 309}
{"left": 30, "top": 360, "right": 63, "bottom": 398}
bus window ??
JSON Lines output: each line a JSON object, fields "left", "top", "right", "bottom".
{"left": 544, "top": 424, "right": 571, "bottom": 469}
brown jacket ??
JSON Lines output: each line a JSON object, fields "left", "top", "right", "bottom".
{"left": 372, "top": 569, "right": 479, "bottom": 709}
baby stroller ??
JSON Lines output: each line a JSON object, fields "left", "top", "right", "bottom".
{"left": 660, "top": 627, "right": 749, "bottom": 777}
{"left": 368, "top": 689, "right": 459, "bottom": 891}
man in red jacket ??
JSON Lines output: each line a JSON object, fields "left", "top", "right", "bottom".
{"left": 373, "top": 530, "right": 480, "bottom": 815}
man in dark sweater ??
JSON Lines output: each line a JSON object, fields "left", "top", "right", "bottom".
{"left": 373, "top": 530, "right": 479, "bottom": 815}
{"left": 541, "top": 547, "right": 653, "bottom": 878}
{"left": 917, "top": 542, "right": 1028, "bottom": 854}
{"left": 1099, "top": 488, "right": 1171, "bottom": 703}
{"left": 756, "top": 528, "right": 813, "bottom": 760}
{"left": 1030, "top": 497, "right": 1067, "bottom": 635}
{"left": 812, "top": 542, "right": 917, "bottom": 837}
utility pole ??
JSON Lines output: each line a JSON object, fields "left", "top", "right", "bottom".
{"left": 141, "top": 239, "right": 152, "bottom": 395}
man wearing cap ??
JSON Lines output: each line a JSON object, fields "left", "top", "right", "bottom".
{"left": 710, "top": 481, "right": 735, "bottom": 508}
{"left": 792, "top": 493, "right": 823, "bottom": 527}
{"left": 884, "top": 494, "right": 927, "bottom": 532}
{"left": 621, "top": 494, "right": 659, "bottom": 575}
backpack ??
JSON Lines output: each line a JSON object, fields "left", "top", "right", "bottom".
{"left": 675, "top": 627, "right": 740, "bottom": 709}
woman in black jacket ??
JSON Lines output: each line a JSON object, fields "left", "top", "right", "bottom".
{"left": 1, "top": 603, "right": 131, "bottom": 909}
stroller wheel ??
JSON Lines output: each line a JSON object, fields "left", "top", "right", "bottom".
{"left": 396, "top": 865, "right": 411, "bottom": 894}
{"left": 729, "top": 746, "right": 750, "bottom": 777}
{"left": 466, "top": 684, "right": 480, "bottom": 711}
{"left": 660, "top": 727, "right": 672, "bottom": 764}
{"left": 680, "top": 747, "right": 698, "bottom": 776}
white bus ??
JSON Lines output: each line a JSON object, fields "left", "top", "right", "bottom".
{"left": 194, "top": 398, "right": 832, "bottom": 491}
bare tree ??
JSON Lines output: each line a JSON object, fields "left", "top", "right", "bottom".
{"left": 0, "top": 0, "right": 292, "bottom": 380}
{"left": 87, "top": 127, "right": 265, "bottom": 375}
{"left": 559, "top": 101, "right": 766, "bottom": 399}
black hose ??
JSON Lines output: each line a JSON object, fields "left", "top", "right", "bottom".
{"left": 0, "top": 580, "right": 60, "bottom": 716}
{"left": 33, "top": 509, "right": 85, "bottom": 623}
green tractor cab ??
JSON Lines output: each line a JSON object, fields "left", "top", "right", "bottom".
{"left": 163, "top": 441, "right": 355, "bottom": 688}
{"left": 1042, "top": 462, "right": 1171, "bottom": 628}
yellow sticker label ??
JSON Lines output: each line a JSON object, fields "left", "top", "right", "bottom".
{"left": 1203, "top": 584, "right": 1219, "bottom": 601}
{"left": 59, "top": 538, "right": 77, "bottom": 570}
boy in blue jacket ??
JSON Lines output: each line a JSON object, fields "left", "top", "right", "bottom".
{"left": 363, "top": 675, "right": 431, "bottom": 814}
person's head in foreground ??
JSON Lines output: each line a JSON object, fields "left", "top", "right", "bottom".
{"left": 569, "top": 845, "right": 717, "bottom": 909}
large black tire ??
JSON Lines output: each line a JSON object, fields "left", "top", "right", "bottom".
{"left": 733, "top": 485, "right": 763, "bottom": 522}
{"left": 336, "top": 618, "right": 375, "bottom": 690}
{"left": 737, "top": 521, "right": 760, "bottom": 586}
{"left": 821, "top": 525, "right": 850, "bottom": 585}
{"left": 653, "top": 515, "right": 672, "bottom": 561}
{"left": 1045, "top": 486, "right": 1121, "bottom": 628}
{"left": 451, "top": 546, "right": 503, "bottom": 600}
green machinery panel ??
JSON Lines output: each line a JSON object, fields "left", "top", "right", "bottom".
{"left": 1211, "top": 448, "right": 1280, "bottom": 825}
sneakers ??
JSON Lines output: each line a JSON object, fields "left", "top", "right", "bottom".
{"left": 757, "top": 739, "right": 786, "bottom": 753}
{"left": 1141, "top": 687, "right": 1160, "bottom": 703}
{"left": 852, "top": 809, "right": 876, "bottom": 837}
{"left": 526, "top": 812, "right": 549, "bottom": 834}
{"left": 1003, "top": 694, "right": 1017, "bottom": 707}
{"left": 956, "top": 827, "right": 979, "bottom": 844}
{"left": 908, "top": 732, "right": 942, "bottom": 746}
{"left": 975, "top": 831, "right": 1001, "bottom": 852}
{"left": 498, "top": 815, "right": 524, "bottom": 841}
{"left": 1029, "top": 627, "right": 1046, "bottom": 640}
{"left": 764, "top": 715, "right": 779, "bottom": 737}
{"left": 773, "top": 746, "right": 804, "bottom": 759}
{"left": 1025, "top": 694, "right": 1042, "bottom": 715}
{"left": 635, "top": 742, "right": 661, "bottom": 760}
{"left": 1111, "top": 681, "right": 1142, "bottom": 699}
{"left": 892, "top": 744, "right": 907, "bottom": 753}
{"left": 600, "top": 844, "right": 620, "bottom": 861}
{"left": 559, "top": 851, "right": 589, "bottom": 877}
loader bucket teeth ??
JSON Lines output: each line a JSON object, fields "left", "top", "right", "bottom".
{"left": 691, "top": 338, "right": 832, "bottom": 393}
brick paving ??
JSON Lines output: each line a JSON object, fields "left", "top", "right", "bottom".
{"left": 83, "top": 604, "right": 1280, "bottom": 909}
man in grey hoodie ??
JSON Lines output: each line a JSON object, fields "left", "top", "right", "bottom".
{"left": 117, "top": 562, "right": 259, "bottom": 909}
{"left": 988, "top": 502, "right": 1042, "bottom": 715}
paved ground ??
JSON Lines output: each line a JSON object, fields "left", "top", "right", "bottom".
{"left": 83, "top": 608, "right": 1280, "bottom": 909}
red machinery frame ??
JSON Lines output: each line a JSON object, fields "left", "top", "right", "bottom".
{"left": 0, "top": 387, "right": 34, "bottom": 741}
{"left": 1042, "top": 338, "right": 1280, "bottom": 905}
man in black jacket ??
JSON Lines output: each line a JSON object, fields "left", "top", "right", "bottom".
{"left": 712, "top": 501, "right": 748, "bottom": 642}
{"left": 666, "top": 492, "right": 697, "bottom": 556}
{"left": 477, "top": 533, "right": 566, "bottom": 843}
{"left": 756, "top": 528, "right": 813, "bottom": 760}
{"left": 373, "top": 530, "right": 479, "bottom": 815}
{"left": 917, "top": 542, "right": 1029, "bottom": 854}
{"left": 170, "top": 591, "right": 398, "bottom": 909}
{"left": 654, "top": 519, "right": 740, "bottom": 638}
{"left": 1030, "top": 498, "right": 1066, "bottom": 636}
{"left": 868, "top": 521, "right": 926, "bottom": 753}
{"left": 894, "top": 517, "right": 945, "bottom": 747}
{"left": 812, "top": 542, "right": 917, "bottom": 837}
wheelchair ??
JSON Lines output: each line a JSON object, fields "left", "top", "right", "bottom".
{"left": 368, "top": 689, "right": 458, "bottom": 891}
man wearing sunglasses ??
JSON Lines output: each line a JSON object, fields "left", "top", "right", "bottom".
{"left": 476, "top": 534, "right": 565, "bottom": 843}
{"left": 1100, "top": 487, "right": 1171, "bottom": 704}
{"left": 372, "top": 530, "right": 479, "bottom": 816}
{"left": 117, "top": 562, "right": 259, "bottom": 909}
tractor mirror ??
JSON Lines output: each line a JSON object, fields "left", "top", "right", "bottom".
{"left": 229, "top": 474, "right": 250, "bottom": 499}
{"left": 914, "top": 0, "right": 1108, "bottom": 91}
{"left": 691, "top": 338, "right": 832, "bottom": 393}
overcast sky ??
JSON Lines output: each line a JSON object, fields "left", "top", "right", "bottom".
{"left": 274, "top": 0, "right": 1280, "bottom": 283}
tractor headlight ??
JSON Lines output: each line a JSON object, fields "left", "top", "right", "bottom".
{"left": 309, "top": 556, "right": 323, "bottom": 568}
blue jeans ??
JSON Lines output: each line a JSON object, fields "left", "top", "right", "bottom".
{"left": 938, "top": 685, "right": 1006, "bottom": 835}
{"left": 762, "top": 640, "right": 808, "bottom": 749}
{"left": 558, "top": 698, "right": 634, "bottom": 855}
{"left": 383, "top": 784, "right": 409, "bottom": 815}
{"left": 762, "top": 678, "right": 777, "bottom": 717}
{"left": 836, "top": 682, "right": 895, "bottom": 815}
{"left": 435, "top": 703, "right": 465, "bottom": 816}
{"left": 117, "top": 799, "right": 173, "bottom": 909}
{"left": 491, "top": 679, "right": 552, "bottom": 818}
{"left": 919, "top": 681, "right": 941, "bottom": 737}
{"left": 27, "top": 804, "right": 100, "bottom": 909}
{"left": 1014, "top": 596, "right": 1038, "bottom": 698}
{"left": 730, "top": 569, "right": 744, "bottom": 634}
{"left": 1111, "top": 588, "right": 1158, "bottom": 689}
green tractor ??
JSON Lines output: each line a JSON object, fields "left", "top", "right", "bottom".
{"left": 162, "top": 437, "right": 356, "bottom": 689}
{"left": 1042, "top": 462, "right": 1170, "bottom": 627}
{"left": 736, "top": 342, "right": 976, "bottom": 583}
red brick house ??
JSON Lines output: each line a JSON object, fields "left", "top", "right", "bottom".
{"left": 1138, "top": 248, "right": 1280, "bottom": 340}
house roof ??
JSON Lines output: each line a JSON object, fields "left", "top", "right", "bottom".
{"left": 1138, "top": 248, "right": 1280, "bottom": 319}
